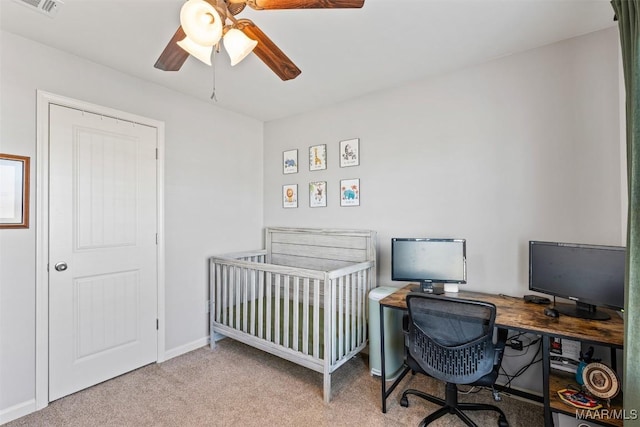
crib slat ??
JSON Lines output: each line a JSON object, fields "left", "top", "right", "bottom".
{"left": 250, "top": 266, "right": 257, "bottom": 336}
{"left": 302, "top": 278, "right": 309, "bottom": 355}
{"left": 313, "top": 279, "right": 320, "bottom": 358}
{"left": 353, "top": 271, "right": 358, "bottom": 345}
{"left": 235, "top": 266, "right": 240, "bottom": 328}
{"left": 356, "top": 270, "right": 362, "bottom": 344}
{"left": 215, "top": 264, "right": 222, "bottom": 323}
{"left": 235, "top": 266, "right": 241, "bottom": 329}
{"left": 258, "top": 271, "right": 265, "bottom": 339}
{"left": 338, "top": 276, "right": 344, "bottom": 360}
{"left": 283, "top": 275, "right": 290, "bottom": 348}
{"left": 266, "top": 273, "right": 272, "bottom": 342}
{"left": 353, "top": 271, "right": 358, "bottom": 344}
{"left": 274, "top": 274, "right": 281, "bottom": 345}
{"left": 292, "top": 276, "right": 300, "bottom": 352}
{"left": 223, "top": 266, "right": 229, "bottom": 326}
{"left": 346, "top": 273, "right": 353, "bottom": 353}
{"left": 358, "top": 272, "right": 363, "bottom": 346}
{"left": 242, "top": 267, "right": 248, "bottom": 332}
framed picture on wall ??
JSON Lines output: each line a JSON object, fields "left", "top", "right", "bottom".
{"left": 282, "top": 184, "right": 298, "bottom": 208}
{"left": 283, "top": 149, "right": 298, "bottom": 174}
{"left": 340, "top": 178, "right": 360, "bottom": 207}
{"left": 339, "top": 138, "right": 359, "bottom": 167}
{"left": 309, "top": 144, "right": 327, "bottom": 171}
{"left": 309, "top": 181, "right": 327, "bottom": 208}
{"left": 0, "top": 153, "right": 30, "bottom": 229}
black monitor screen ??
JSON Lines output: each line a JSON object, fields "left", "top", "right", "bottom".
{"left": 529, "top": 241, "right": 625, "bottom": 319}
{"left": 391, "top": 238, "right": 466, "bottom": 284}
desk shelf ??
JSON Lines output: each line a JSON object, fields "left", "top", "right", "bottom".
{"left": 549, "top": 371, "right": 623, "bottom": 427}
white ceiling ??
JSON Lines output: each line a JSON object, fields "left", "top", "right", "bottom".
{"left": 0, "top": 0, "right": 616, "bottom": 122}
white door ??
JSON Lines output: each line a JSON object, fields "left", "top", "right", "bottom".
{"left": 48, "top": 104, "right": 158, "bottom": 401}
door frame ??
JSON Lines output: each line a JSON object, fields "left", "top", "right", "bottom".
{"left": 35, "top": 91, "right": 166, "bottom": 410}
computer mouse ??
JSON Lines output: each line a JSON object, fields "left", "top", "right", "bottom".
{"left": 544, "top": 307, "right": 559, "bottom": 318}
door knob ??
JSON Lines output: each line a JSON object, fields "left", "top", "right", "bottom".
{"left": 54, "top": 262, "right": 68, "bottom": 272}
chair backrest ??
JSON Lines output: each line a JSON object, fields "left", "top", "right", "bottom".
{"left": 406, "top": 292, "right": 497, "bottom": 384}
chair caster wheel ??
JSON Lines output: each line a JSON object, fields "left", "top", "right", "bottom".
{"left": 498, "top": 416, "right": 509, "bottom": 427}
{"left": 400, "top": 396, "right": 409, "bottom": 407}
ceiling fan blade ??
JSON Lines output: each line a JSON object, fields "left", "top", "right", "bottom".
{"left": 237, "top": 19, "right": 301, "bottom": 81}
{"left": 244, "top": 0, "right": 364, "bottom": 10}
{"left": 154, "top": 27, "right": 190, "bottom": 71}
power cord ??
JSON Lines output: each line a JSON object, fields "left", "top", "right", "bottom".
{"left": 498, "top": 335, "right": 543, "bottom": 390}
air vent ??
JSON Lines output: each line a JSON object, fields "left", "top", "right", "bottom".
{"left": 13, "top": 0, "right": 63, "bottom": 17}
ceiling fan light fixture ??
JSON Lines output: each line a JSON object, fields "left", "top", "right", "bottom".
{"left": 180, "top": 0, "right": 223, "bottom": 46}
{"left": 223, "top": 28, "right": 258, "bottom": 66}
{"left": 177, "top": 37, "right": 214, "bottom": 66}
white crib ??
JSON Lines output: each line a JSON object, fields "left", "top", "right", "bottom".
{"left": 209, "top": 227, "right": 377, "bottom": 402}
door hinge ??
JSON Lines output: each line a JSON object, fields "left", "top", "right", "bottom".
{"left": 156, "top": 233, "right": 158, "bottom": 245}
{"left": 156, "top": 319, "right": 159, "bottom": 330}
{"left": 155, "top": 148, "right": 158, "bottom": 159}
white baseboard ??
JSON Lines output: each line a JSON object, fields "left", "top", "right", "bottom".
{"left": 0, "top": 398, "right": 36, "bottom": 425}
{"left": 163, "top": 336, "right": 209, "bottom": 361}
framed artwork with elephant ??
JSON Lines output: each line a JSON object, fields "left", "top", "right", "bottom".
{"left": 340, "top": 178, "right": 359, "bottom": 207}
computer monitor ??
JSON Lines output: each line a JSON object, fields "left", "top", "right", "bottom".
{"left": 391, "top": 238, "right": 466, "bottom": 293}
{"left": 529, "top": 240, "right": 625, "bottom": 320}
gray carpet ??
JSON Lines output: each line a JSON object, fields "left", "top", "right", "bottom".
{"left": 7, "top": 338, "right": 543, "bottom": 426}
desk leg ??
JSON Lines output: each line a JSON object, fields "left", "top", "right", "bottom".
{"left": 380, "top": 303, "right": 388, "bottom": 413}
{"left": 610, "top": 347, "right": 617, "bottom": 372}
{"left": 379, "top": 304, "right": 411, "bottom": 414}
{"left": 542, "top": 336, "right": 553, "bottom": 427}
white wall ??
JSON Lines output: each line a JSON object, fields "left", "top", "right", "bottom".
{"left": 263, "top": 27, "right": 622, "bottom": 393}
{"left": 264, "top": 27, "right": 622, "bottom": 295}
{"left": 0, "top": 31, "right": 264, "bottom": 419}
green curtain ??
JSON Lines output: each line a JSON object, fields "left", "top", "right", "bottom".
{"left": 611, "top": 0, "right": 640, "bottom": 423}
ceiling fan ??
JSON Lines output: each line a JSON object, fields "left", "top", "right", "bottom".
{"left": 155, "top": 0, "right": 365, "bottom": 81}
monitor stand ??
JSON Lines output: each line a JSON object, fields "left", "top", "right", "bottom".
{"left": 420, "top": 282, "right": 444, "bottom": 295}
{"left": 555, "top": 301, "right": 611, "bottom": 321}
{"left": 444, "top": 283, "right": 459, "bottom": 293}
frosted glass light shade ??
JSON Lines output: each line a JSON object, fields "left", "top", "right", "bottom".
{"left": 223, "top": 28, "right": 258, "bottom": 66}
{"left": 180, "top": 0, "right": 223, "bottom": 47}
{"left": 177, "top": 36, "right": 213, "bottom": 65}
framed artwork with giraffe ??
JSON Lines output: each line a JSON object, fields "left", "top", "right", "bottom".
{"left": 309, "top": 144, "right": 327, "bottom": 171}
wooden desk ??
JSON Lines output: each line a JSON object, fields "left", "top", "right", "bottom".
{"left": 378, "top": 284, "right": 624, "bottom": 427}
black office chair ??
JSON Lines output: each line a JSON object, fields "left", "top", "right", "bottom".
{"left": 400, "top": 292, "right": 509, "bottom": 427}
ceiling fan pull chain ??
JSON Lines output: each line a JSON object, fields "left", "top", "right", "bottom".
{"left": 210, "top": 44, "right": 218, "bottom": 102}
